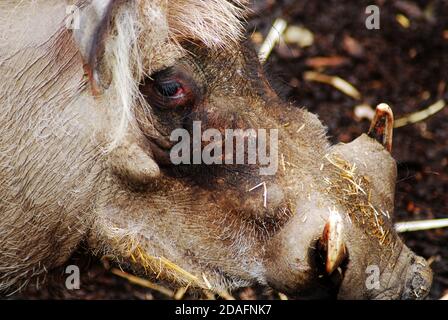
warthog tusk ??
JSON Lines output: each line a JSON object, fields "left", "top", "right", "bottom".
{"left": 368, "top": 103, "right": 394, "bottom": 152}
{"left": 319, "top": 208, "right": 347, "bottom": 274}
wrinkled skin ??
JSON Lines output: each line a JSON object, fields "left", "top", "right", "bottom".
{"left": 0, "top": 1, "right": 432, "bottom": 298}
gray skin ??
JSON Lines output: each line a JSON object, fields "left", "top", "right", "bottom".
{"left": 0, "top": 1, "right": 432, "bottom": 299}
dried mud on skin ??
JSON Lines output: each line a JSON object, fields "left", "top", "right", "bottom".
{"left": 14, "top": 0, "right": 448, "bottom": 300}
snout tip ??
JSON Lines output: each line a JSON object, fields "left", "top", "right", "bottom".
{"left": 401, "top": 258, "right": 433, "bottom": 300}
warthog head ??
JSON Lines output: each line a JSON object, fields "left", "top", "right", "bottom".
{"left": 0, "top": 0, "right": 431, "bottom": 299}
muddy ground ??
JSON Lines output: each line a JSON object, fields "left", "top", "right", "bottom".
{"left": 15, "top": 0, "right": 447, "bottom": 300}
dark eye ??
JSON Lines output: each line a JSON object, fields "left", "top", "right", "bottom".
{"left": 140, "top": 67, "right": 198, "bottom": 110}
{"left": 155, "top": 80, "right": 185, "bottom": 99}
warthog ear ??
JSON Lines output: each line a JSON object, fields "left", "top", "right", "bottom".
{"left": 73, "top": 0, "right": 119, "bottom": 95}
{"left": 319, "top": 209, "right": 347, "bottom": 274}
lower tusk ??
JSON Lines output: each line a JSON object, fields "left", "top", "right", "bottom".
{"left": 319, "top": 208, "right": 347, "bottom": 274}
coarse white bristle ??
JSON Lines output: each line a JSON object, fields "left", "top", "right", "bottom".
{"left": 105, "top": 0, "right": 248, "bottom": 150}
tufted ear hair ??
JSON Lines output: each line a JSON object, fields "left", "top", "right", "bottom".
{"left": 72, "top": 0, "right": 120, "bottom": 95}
{"left": 72, "top": 0, "right": 249, "bottom": 95}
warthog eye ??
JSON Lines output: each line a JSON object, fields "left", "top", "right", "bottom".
{"left": 156, "top": 81, "right": 184, "bottom": 99}
{"left": 140, "top": 67, "right": 198, "bottom": 109}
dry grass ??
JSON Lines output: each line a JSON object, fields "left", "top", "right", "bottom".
{"left": 127, "top": 244, "right": 200, "bottom": 286}
{"left": 304, "top": 71, "right": 362, "bottom": 100}
{"left": 106, "top": 237, "right": 236, "bottom": 299}
{"left": 394, "top": 99, "right": 446, "bottom": 128}
{"left": 323, "top": 154, "right": 393, "bottom": 248}
{"left": 111, "top": 268, "right": 174, "bottom": 298}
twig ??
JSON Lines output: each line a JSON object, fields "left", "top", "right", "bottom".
{"left": 394, "top": 99, "right": 445, "bottom": 128}
{"left": 258, "top": 18, "right": 288, "bottom": 63}
{"left": 111, "top": 268, "right": 174, "bottom": 298}
{"left": 304, "top": 71, "right": 361, "bottom": 100}
{"left": 395, "top": 218, "right": 448, "bottom": 233}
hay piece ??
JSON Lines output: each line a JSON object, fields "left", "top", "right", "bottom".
{"left": 111, "top": 268, "right": 174, "bottom": 298}
{"left": 278, "top": 292, "right": 289, "bottom": 300}
{"left": 323, "top": 154, "right": 392, "bottom": 247}
{"left": 174, "top": 286, "right": 189, "bottom": 300}
{"left": 396, "top": 14, "right": 411, "bottom": 28}
{"left": 202, "top": 290, "right": 216, "bottom": 300}
{"left": 354, "top": 104, "right": 376, "bottom": 121}
{"left": 248, "top": 181, "right": 268, "bottom": 208}
{"left": 284, "top": 25, "right": 314, "bottom": 48}
{"left": 304, "top": 71, "right": 361, "bottom": 100}
{"left": 395, "top": 218, "right": 448, "bottom": 233}
{"left": 129, "top": 246, "right": 200, "bottom": 285}
{"left": 394, "top": 99, "right": 446, "bottom": 128}
{"left": 258, "top": 18, "right": 288, "bottom": 63}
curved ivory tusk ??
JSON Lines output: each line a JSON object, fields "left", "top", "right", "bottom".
{"left": 368, "top": 103, "right": 394, "bottom": 152}
{"left": 319, "top": 208, "right": 347, "bottom": 274}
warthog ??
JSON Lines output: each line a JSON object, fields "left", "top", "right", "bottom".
{"left": 0, "top": 0, "right": 432, "bottom": 299}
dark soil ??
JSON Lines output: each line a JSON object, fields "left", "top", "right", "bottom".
{"left": 14, "top": 0, "right": 448, "bottom": 300}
